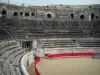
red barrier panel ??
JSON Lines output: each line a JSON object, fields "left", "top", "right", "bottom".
{"left": 34, "top": 56, "right": 41, "bottom": 75}
{"left": 45, "top": 53, "right": 95, "bottom": 58}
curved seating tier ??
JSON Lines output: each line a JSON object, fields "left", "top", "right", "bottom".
{"left": 41, "top": 38, "right": 100, "bottom": 55}
{"left": 0, "top": 40, "right": 30, "bottom": 75}
{"left": 42, "top": 38, "right": 100, "bottom": 48}
{"left": 0, "top": 18, "right": 100, "bottom": 39}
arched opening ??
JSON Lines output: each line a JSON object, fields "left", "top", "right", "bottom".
{"left": 71, "top": 13, "right": 74, "bottom": 19}
{"left": 89, "top": 33, "right": 93, "bottom": 36}
{"left": 67, "top": 7, "right": 69, "bottom": 8}
{"left": 2, "top": 10, "right": 7, "bottom": 17}
{"left": 91, "top": 13, "right": 95, "bottom": 19}
{"left": 96, "top": 16, "right": 99, "bottom": 19}
{"left": 20, "top": 12, "right": 23, "bottom": 16}
{"left": 22, "top": 41, "right": 32, "bottom": 49}
{"left": 31, "top": 12, "right": 35, "bottom": 16}
{"left": 25, "top": 12, "right": 30, "bottom": 16}
{"left": 13, "top": 12, "right": 18, "bottom": 16}
{"left": 73, "top": 40, "right": 76, "bottom": 43}
{"left": 47, "top": 13, "right": 52, "bottom": 18}
{"left": 2, "top": 10, "right": 7, "bottom": 15}
{"left": 80, "top": 15, "right": 84, "bottom": 19}
{"left": 89, "top": 6, "right": 92, "bottom": 8}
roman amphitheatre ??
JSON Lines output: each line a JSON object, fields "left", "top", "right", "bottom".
{"left": 0, "top": 2, "right": 100, "bottom": 75}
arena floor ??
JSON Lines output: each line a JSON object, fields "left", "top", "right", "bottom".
{"left": 28, "top": 57, "right": 100, "bottom": 75}
{"left": 27, "top": 63, "right": 36, "bottom": 75}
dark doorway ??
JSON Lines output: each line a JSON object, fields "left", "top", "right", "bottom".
{"left": 71, "top": 13, "right": 74, "bottom": 19}
{"left": 20, "top": 12, "right": 23, "bottom": 16}
{"left": 25, "top": 12, "right": 30, "bottom": 16}
{"left": 13, "top": 12, "right": 18, "bottom": 16}
{"left": 47, "top": 13, "right": 52, "bottom": 18}
{"left": 91, "top": 13, "right": 95, "bottom": 19}
{"left": 2, "top": 10, "right": 7, "bottom": 15}
{"left": 80, "top": 15, "right": 84, "bottom": 19}
{"left": 31, "top": 12, "right": 35, "bottom": 16}
{"left": 96, "top": 16, "right": 99, "bottom": 19}
{"left": 22, "top": 41, "right": 32, "bottom": 50}
{"left": 2, "top": 10, "right": 7, "bottom": 17}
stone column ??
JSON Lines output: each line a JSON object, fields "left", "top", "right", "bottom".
{"left": 32, "top": 39, "right": 45, "bottom": 57}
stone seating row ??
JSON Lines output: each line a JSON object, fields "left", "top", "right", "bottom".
{"left": 0, "top": 40, "right": 30, "bottom": 75}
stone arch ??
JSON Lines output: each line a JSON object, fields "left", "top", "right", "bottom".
{"left": 89, "top": 33, "right": 93, "bottom": 36}
{"left": 91, "top": 13, "right": 95, "bottom": 19}
{"left": 25, "top": 12, "right": 30, "bottom": 16}
{"left": 89, "top": 13, "right": 95, "bottom": 21}
{"left": 31, "top": 12, "right": 35, "bottom": 16}
{"left": 47, "top": 13, "right": 52, "bottom": 18}
{"left": 96, "top": 16, "right": 99, "bottom": 19}
{"left": 80, "top": 14, "right": 85, "bottom": 19}
{"left": 71, "top": 13, "right": 74, "bottom": 19}
{"left": 20, "top": 12, "right": 23, "bottom": 16}
{"left": 22, "top": 41, "right": 32, "bottom": 49}
{"left": 1, "top": 10, "right": 7, "bottom": 17}
{"left": 89, "top": 6, "right": 92, "bottom": 8}
{"left": 13, "top": 12, "right": 18, "bottom": 16}
{"left": 2, "top": 10, "right": 7, "bottom": 15}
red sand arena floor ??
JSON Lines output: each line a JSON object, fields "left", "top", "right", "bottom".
{"left": 27, "top": 52, "right": 100, "bottom": 75}
{"left": 37, "top": 58, "right": 100, "bottom": 75}
{"left": 27, "top": 57, "right": 100, "bottom": 75}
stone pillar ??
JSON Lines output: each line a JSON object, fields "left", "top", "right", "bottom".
{"left": 32, "top": 39, "right": 37, "bottom": 56}
{"left": 37, "top": 39, "right": 45, "bottom": 57}
{"left": 89, "top": 14, "right": 91, "bottom": 21}
{"left": 17, "top": 41, "right": 21, "bottom": 47}
{"left": 32, "top": 39, "right": 45, "bottom": 57}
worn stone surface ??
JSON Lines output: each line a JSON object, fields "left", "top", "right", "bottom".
{"left": 37, "top": 58, "right": 100, "bottom": 75}
{"left": 0, "top": 3, "right": 100, "bottom": 40}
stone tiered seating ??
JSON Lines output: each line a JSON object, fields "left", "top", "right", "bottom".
{"left": 42, "top": 39, "right": 77, "bottom": 48}
{"left": 0, "top": 60, "right": 12, "bottom": 75}
{"left": 2, "top": 47, "right": 21, "bottom": 59}
{"left": 0, "top": 17, "right": 100, "bottom": 39}
{"left": 41, "top": 38, "right": 100, "bottom": 56}
{"left": 0, "top": 40, "right": 30, "bottom": 75}
{"left": 42, "top": 38, "right": 100, "bottom": 48}
{"left": 77, "top": 39, "right": 100, "bottom": 47}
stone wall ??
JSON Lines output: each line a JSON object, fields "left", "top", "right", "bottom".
{"left": 0, "top": 3, "right": 100, "bottom": 39}
{"left": 0, "top": 3, "right": 100, "bottom": 21}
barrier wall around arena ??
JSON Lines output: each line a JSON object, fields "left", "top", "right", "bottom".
{"left": 45, "top": 48, "right": 100, "bottom": 58}
{"left": 21, "top": 51, "right": 34, "bottom": 75}
{"left": 34, "top": 56, "right": 41, "bottom": 75}
{"left": 34, "top": 52, "right": 95, "bottom": 75}
{"left": 35, "top": 48, "right": 100, "bottom": 75}
{"left": 21, "top": 48, "right": 100, "bottom": 75}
